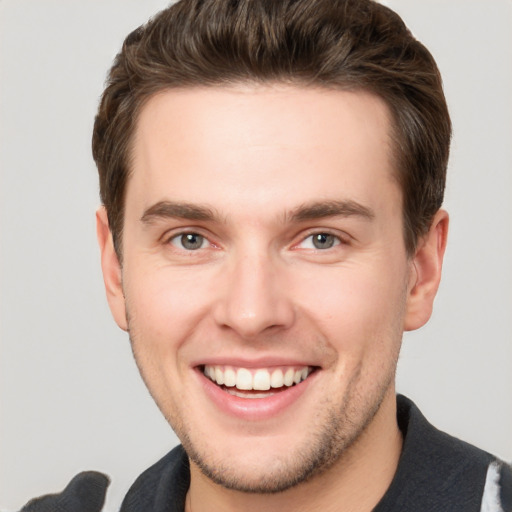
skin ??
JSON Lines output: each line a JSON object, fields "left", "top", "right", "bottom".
{"left": 97, "top": 85, "right": 448, "bottom": 512}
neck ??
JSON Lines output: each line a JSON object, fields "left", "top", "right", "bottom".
{"left": 186, "top": 388, "right": 402, "bottom": 512}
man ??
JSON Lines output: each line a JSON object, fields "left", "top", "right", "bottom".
{"left": 20, "top": 0, "right": 511, "bottom": 511}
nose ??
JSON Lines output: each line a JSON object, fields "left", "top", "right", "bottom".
{"left": 212, "top": 249, "right": 295, "bottom": 339}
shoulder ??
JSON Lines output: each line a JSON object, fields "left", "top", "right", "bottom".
{"left": 481, "top": 460, "right": 512, "bottom": 512}
{"left": 375, "top": 395, "right": 510, "bottom": 512}
{"left": 396, "top": 394, "right": 496, "bottom": 468}
{"left": 120, "top": 444, "right": 190, "bottom": 512}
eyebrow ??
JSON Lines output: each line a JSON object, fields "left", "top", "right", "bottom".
{"left": 288, "top": 200, "right": 375, "bottom": 223}
{"left": 140, "top": 201, "right": 220, "bottom": 224}
{"left": 140, "top": 199, "right": 375, "bottom": 226}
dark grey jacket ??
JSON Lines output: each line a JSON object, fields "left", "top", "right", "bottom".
{"left": 19, "top": 396, "right": 512, "bottom": 512}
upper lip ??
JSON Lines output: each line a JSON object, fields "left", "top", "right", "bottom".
{"left": 191, "top": 356, "right": 321, "bottom": 369}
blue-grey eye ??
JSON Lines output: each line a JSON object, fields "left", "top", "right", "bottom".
{"left": 296, "top": 233, "right": 341, "bottom": 250}
{"left": 312, "top": 233, "right": 337, "bottom": 249}
{"left": 172, "top": 233, "right": 207, "bottom": 250}
{"left": 311, "top": 233, "right": 338, "bottom": 249}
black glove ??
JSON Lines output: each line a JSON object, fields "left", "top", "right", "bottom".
{"left": 19, "top": 471, "right": 110, "bottom": 512}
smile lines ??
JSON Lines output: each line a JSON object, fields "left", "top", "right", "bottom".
{"left": 203, "top": 365, "right": 313, "bottom": 391}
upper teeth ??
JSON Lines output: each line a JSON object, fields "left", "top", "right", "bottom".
{"left": 204, "top": 365, "right": 312, "bottom": 391}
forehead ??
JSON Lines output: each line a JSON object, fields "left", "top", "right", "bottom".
{"left": 128, "top": 84, "right": 399, "bottom": 217}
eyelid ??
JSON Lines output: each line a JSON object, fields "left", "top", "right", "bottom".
{"left": 161, "top": 224, "right": 206, "bottom": 241}
{"left": 159, "top": 226, "right": 351, "bottom": 251}
{"left": 170, "top": 233, "right": 209, "bottom": 250}
{"left": 292, "top": 228, "right": 351, "bottom": 249}
{"left": 161, "top": 227, "right": 217, "bottom": 248}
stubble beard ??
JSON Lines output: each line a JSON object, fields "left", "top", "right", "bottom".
{"left": 126, "top": 294, "right": 404, "bottom": 495}
{"left": 127, "top": 326, "right": 400, "bottom": 495}
{"left": 169, "top": 366, "right": 395, "bottom": 494}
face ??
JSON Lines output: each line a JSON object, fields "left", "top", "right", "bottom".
{"left": 98, "top": 85, "right": 439, "bottom": 493}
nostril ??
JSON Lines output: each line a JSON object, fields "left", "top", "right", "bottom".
{"left": 211, "top": 267, "right": 295, "bottom": 337}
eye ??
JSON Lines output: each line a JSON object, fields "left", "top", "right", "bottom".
{"left": 170, "top": 232, "right": 209, "bottom": 251}
{"left": 299, "top": 233, "right": 341, "bottom": 250}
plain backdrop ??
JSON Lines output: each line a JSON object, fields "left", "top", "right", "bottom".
{"left": 1, "top": 1, "right": 511, "bottom": 510}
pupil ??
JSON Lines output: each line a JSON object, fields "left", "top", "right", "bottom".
{"left": 181, "top": 233, "right": 203, "bottom": 250}
{"left": 313, "top": 233, "right": 334, "bottom": 249}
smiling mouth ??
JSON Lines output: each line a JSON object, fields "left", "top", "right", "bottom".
{"left": 202, "top": 365, "right": 316, "bottom": 399}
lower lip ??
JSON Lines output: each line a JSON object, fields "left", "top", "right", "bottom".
{"left": 197, "top": 369, "right": 317, "bottom": 421}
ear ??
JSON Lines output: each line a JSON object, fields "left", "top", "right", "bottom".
{"left": 96, "top": 207, "right": 128, "bottom": 331}
{"left": 404, "top": 209, "right": 449, "bottom": 331}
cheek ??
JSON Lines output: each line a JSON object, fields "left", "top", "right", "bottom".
{"left": 122, "top": 269, "right": 205, "bottom": 413}
{"left": 123, "top": 263, "right": 214, "bottom": 342}
{"left": 293, "top": 263, "right": 408, "bottom": 350}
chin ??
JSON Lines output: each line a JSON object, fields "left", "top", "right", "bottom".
{"left": 176, "top": 394, "right": 384, "bottom": 494}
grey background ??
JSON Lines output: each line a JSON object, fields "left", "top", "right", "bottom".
{"left": 1, "top": 1, "right": 511, "bottom": 510}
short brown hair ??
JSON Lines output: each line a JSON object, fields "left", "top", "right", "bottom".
{"left": 92, "top": 0, "right": 451, "bottom": 257}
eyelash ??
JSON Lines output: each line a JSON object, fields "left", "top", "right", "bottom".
{"left": 164, "top": 229, "right": 348, "bottom": 253}
{"left": 166, "top": 231, "right": 212, "bottom": 251}
{"left": 296, "top": 232, "right": 344, "bottom": 250}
